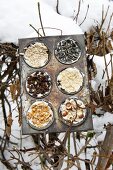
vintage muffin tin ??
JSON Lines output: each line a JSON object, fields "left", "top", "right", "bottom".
{"left": 19, "top": 34, "right": 93, "bottom": 135}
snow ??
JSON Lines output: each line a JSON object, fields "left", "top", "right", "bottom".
{"left": 0, "top": 0, "right": 113, "bottom": 169}
{"left": 29, "top": 1, "right": 83, "bottom": 38}
{"left": 91, "top": 53, "right": 113, "bottom": 91}
{"left": 0, "top": 0, "right": 38, "bottom": 42}
{"left": 1, "top": 0, "right": 113, "bottom": 42}
{"left": 0, "top": 0, "right": 83, "bottom": 43}
{"left": 93, "top": 112, "right": 113, "bottom": 132}
{"left": 42, "top": 0, "right": 113, "bottom": 32}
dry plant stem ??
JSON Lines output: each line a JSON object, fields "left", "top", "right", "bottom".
{"left": 102, "top": 59, "right": 112, "bottom": 79}
{"left": 29, "top": 24, "right": 43, "bottom": 37}
{"left": 79, "top": 4, "right": 89, "bottom": 26}
{"left": 38, "top": 27, "right": 62, "bottom": 35}
{"left": 91, "top": 151, "right": 98, "bottom": 168}
{"left": 0, "top": 136, "right": 14, "bottom": 169}
{"left": 38, "top": 2, "right": 45, "bottom": 36}
{"left": 49, "top": 133, "right": 63, "bottom": 169}
{"left": 0, "top": 136, "right": 17, "bottom": 145}
{"left": 110, "top": 74, "right": 113, "bottom": 101}
{"left": 72, "top": 132, "right": 81, "bottom": 170}
{"left": 0, "top": 43, "right": 21, "bottom": 169}
{"left": 77, "top": 137, "right": 92, "bottom": 156}
{"left": 49, "top": 127, "right": 73, "bottom": 169}
{"left": 9, "top": 149, "right": 32, "bottom": 170}
{"left": 67, "top": 156, "right": 94, "bottom": 170}
{"left": 39, "top": 155, "right": 51, "bottom": 170}
{"left": 102, "top": 32, "right": 110, "bottom": 82}
{"left": 85, "top": 159, "right": 91, "bottom": 170}
{"left": 56, "top": 0, "right": 60, "bottom": 14}
{"left": 106, "top": 12, "right": 113, "bottom": 34}
{"left": 99, "top": 6, "right": 109, "bottom": 32}
{"left": 73, "top": 0, "right": 81, "bottom": 22}
{"left": 0, "top": 159, "right": 14, "bottom": 170}
{"left": 110, "top": 54, "right": 113, "bottom": 99}
{"left": 4, "top": 95, "right": 11, "bottom": 114}
{"left": 1, "top": 94, "right": 7, "bottom": 127}
{"left": 110, "top": 54, "right": 113, "bottom": 73}
{"left": 96, "top": 125, "right": 113, "bottom": 170}
{"left": 67, "top": 132, "right": 70, "bottom": 168}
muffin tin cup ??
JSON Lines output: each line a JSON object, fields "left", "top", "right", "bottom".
{"left": 58, "top": 97, "right": 87, "bottom": 127}
{"left": 25, "top": 70, "right": 52, "bottom": 99}
{"left": 56, "top": 67, "right": 84, "bottom": 95}
{"left": 26, "top": 100, "right": 55, "bottom": 130}
{"left": 23, "top": 42, "right": 51, "bottom": 69}
{"left": 54, "top": 38, "right": 82, "bottom": 65}
{"left": 23, "top": 54, "right": 50, "bottom": 69}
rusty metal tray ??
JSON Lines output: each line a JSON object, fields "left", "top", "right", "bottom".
{"left": 19, "top": 34, "right": 93, "bottom": 135}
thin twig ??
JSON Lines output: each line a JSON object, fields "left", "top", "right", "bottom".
{"left": 110, "top": 54, "right": 113, "bottom": 73}
{"left": 72, "top": 132, "right": 81, "bottom": 170}
{"left": 102, "top": 32, "right": 110, "bottom": 82}
{"left": 38, "top": 27, "right": 62, "bottom": 35}
{"left": 106, "top": 12, "right": 113, "bottom": 34}
{"left": 67, "top": 132, "right": 70, "bottom": 168}
{"left": 29, "top": 24, "right": 43, "bottom": 37}
{"left": 56, "top": 0, "right": 60, "bottom": 15}
{"left": 73, "top": 0, "right": 81, "bottom": 22}
{"left": 77, "top": 137, "right": 92, "bottom": 156}
{"left": 79, "top": 4, "right": 89, "bottom": 26}
{"left": 99, "top": 6, "right": 109, "bottom": 32}
{"left": 102, "top": 58, "right": 112, "bottom": 79}
{"left": 38, "top": 2, "right": 45, "bottom": 36}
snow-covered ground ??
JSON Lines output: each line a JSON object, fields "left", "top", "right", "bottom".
{"left": 0, "top": 0, "right": 113, "bottom": 169}
{"left": 1, "top": 0, "right": 113, "bottom": 42}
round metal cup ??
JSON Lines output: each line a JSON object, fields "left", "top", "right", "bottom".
{"left": 26, "top": 100, "right": 54, "bottom": 130}
{"left": 25, "top": 70, "right": 52, "bottom": 99}
{"left": 54, "top": 38, "right": 82, "bottom": 65}
{"left": 56, "top": 67, "right": 84, "bottom": 95}
{"left": 23, "top": 42, "right": 50, "bottom": 69}
{"left": 58, "top": 97, "right": 87, "bottom": 127}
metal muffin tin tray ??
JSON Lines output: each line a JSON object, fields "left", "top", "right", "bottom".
{"left": 19, "top": 34, "right": 93, "bottom": 135}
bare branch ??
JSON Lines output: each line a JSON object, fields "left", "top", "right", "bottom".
{"left": 56, "top": 0, "right": 61, "bottom": 15}
{"left": 79, "top": 4, "right": 89, "bottom": 26}
{"left": 29, "top": 24, "right": 43, "bottom": 37}
{"left": 38, "top": 2, "right": 45, "bottom": 36}
{"left": 96, "top": 125, "right": 113, "bottom": 170}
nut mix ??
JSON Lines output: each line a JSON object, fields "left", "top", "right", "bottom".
{"left": 59, "top": 98, "right": 86, "bottom": 125}
{"left": 27, "top": 101, "right": 54, "bottom": 128}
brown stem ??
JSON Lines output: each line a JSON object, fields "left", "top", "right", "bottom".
{"left": 96, "top": 125, "right": 113, "bottom": 170}
{"left": 79, "top": 5, "right": 89, "bottom": 26}
{"left": 29, "top": 24, "right": 43, "bottom": 37}
{"left": 56, "top": 0, "right": 60, "bottom": 15}
{"left": 38, "top": 2, "right": 45, "bottom": 36}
